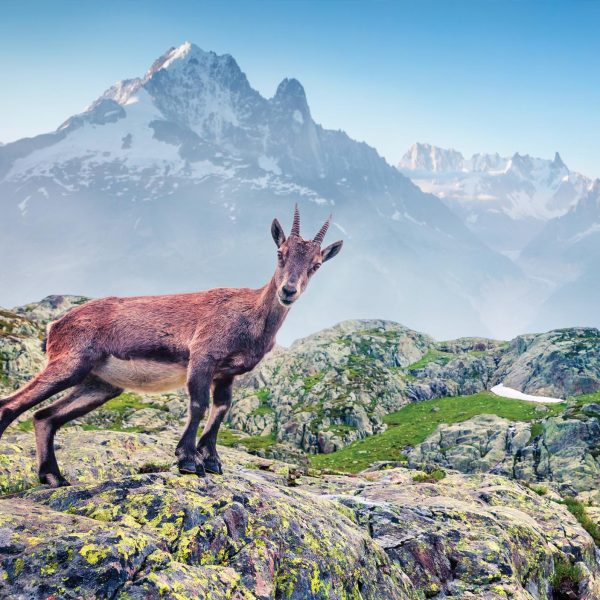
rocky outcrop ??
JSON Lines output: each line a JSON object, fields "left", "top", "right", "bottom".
{"left": 494, "top": 328, "right": 600, "bottom": 397}
{"left": 228, "top": 321, "right": 512, "bottom": 453}
{"left": 0, "top": 429, "right": 599, "bottom": 599}
{"left": 0, "top": 309, "right": 45, "bottom": 395}
{"left": 346, "top": 468, "right": 600, "bottom": 599}
{"left": 408, "top": 412, "right": 600, "bottom": 501}
{"left": 13, "top": 294, "right": 89, "bottom": 326}
{"left": 228, "top": 322, "right": 600, "bottom": 456}
{"left": 229, "top": 320, "right": 431, "bottom": 453}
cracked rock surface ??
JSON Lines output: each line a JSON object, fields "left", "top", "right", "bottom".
{"left": 408, "top": 413, "right": 600, "bottom": 502}
{"left": 1, "top": 429, "right": 599, "bottom": 599}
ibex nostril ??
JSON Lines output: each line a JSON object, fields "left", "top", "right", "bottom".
{"left": 282, "top": 284, "right": 297, "bottom": 296}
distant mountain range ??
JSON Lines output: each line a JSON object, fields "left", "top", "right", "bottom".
{"left": 399, "top": 142, "right": 600, "bottom": 333}
{"left": 0, "top": 43, "right": 597, "bottom": 341}
{"left": 398, "top": 142, "right": 593, "bottom": 258}
{"left": 0, "top": 42, "right": 528, "bottom": 343}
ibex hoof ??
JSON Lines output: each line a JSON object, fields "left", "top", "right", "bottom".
{"left": 178, "top": 459, "right": 206, "bottom": 478}
{"left": 204, "top": 458, "right": 223, "bottom": 475}
{"left": 39, "top": 473, "right": 71, "bottom": 488}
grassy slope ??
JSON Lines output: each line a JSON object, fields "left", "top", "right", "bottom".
{"left": 310, "top": 391, "right": 567, "bottom": 473}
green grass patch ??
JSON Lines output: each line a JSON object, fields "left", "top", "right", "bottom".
{"left": 217, "top": 428, "right": 243, "bottom": 447}
{"left": 551, "top": 557, "right": 582, "bottom": 595}
{"left": 412, "top": 468, "right": 446, "bottom": 483}
{"left": 250, "top": 388, "right": 274, "bottom": 416}
{"left": 407, "top": 349, "right": 454, "bottom": 371}
{"left": 303, "top": 372, "right": 324, "bottom": 392}
{"left": 104, "top": 392, "right": 168, "bottom": 415}
{"left": 79, "top": 423, "right": 144, "bottom": 433}
{"left": 311, "top": 391, "right": 566, "bottom": 473}
{"left": 561, "top": 496, "right": 600, "bottom": 545}
{"left": 529, "top": 422, "right": 544, "bottom": 442}
{"left": 526, "top": 483, "right": 548, "bottom": 496}
{"left": 15, "top": 416, "right": 144, "bottom": 435}
{"left": 566, "top": 389, "right": 600, "bottom": 407}
{"left": 217, "top": 429, "right": 276, "bottom": 453}
{"left": 17, "top": 419, "right": 33, "bottom": 432}
{"left": 237, "top": 433, "right": 276, "bottom": 452}
{"left": 255, "top": 388, "right": 270, "bottom": 402}
{"left": 250, "top": 405, "right": 274, "bottom": 416}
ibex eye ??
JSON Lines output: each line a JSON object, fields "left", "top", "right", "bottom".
{"left": 311, "top": 264, "right": 321, "bottom": 272}
{"left": 277, "top": 251, "right": 284, "bottom": 262}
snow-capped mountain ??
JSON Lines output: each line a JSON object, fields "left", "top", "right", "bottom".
{"left": 0, "top": 43, "right": 535, "bottom": 342}
{"left": 398, "top": 143, "right": 593, "bottom": 258}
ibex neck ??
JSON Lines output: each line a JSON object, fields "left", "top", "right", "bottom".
{"left": 256, "top": 276, "right": 289, "bottom": 340}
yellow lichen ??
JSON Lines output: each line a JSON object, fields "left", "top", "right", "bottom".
{"left": 79, "top": 543, "right": 109, "bottom": 565}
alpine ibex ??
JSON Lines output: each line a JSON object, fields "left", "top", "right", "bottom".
{"left": 0, "top": 206, "right": 342, "bottom": 487}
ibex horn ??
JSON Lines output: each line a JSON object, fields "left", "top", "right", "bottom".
{"left": 313, "top": 215, "right": 331, "bottom": 245}
{"left": 291, "top": 203, "right": 301, "bottom": 236}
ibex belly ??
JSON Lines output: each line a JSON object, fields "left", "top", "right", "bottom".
{"left": 92, "top": 357, "right": 187, "bottom": 393}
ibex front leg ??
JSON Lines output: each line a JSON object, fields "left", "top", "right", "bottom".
{"left": 176, "top": 358, "right": 213, "bottom": 477}
{"left": 197, "top": 376, "right": 233, "bottom": 475}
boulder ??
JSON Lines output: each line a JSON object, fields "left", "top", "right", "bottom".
{"left": 409, "top": 412, "right": 600, "bottom": 497}
{"left": 495, "top": 328, "right": 600, "bottom": 397}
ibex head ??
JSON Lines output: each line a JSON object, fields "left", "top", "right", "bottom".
{"left": 271, "top": 204, "right": 343, "bottom": 307}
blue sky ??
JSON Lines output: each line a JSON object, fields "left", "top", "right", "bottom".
{"left": 1, "top": 0, "right": 599, "bottom": 176}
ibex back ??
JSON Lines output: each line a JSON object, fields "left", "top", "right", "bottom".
{"left": 0, "top": 206, "right": 342, "bottom": 487}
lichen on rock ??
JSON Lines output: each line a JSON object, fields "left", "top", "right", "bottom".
{"left": 1, "top": 428, "right": 599, "bottom": 598}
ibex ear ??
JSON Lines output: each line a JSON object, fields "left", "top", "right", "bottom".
{"left": 321, "top": 240, "right": 343, "bottom": 263}
{"left": 271, "top": 219, "right": 286, "bottom": 248}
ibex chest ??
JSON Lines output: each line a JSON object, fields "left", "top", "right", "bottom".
{"left": 217, "top": 352, "right": 262, "bottom": 377}
{"left": 218, "top": 338, "right": 274, "bottom": 377}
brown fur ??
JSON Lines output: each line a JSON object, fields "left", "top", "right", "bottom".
{"left": 0, "top": 206, "right": 342, "bottom": 486}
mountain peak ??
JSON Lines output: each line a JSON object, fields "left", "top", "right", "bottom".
{"left": 144, "top": 42, "right": 237, "bottom": 79}
{"left": 272, "top": 78, "right": 310, "bottom": 121}
{"left": 274, "top": 78, "right": 306, "bottom": 101}
{"left": 399, "top": 143, "right": 464, "bottom": 172}
{"left": 552, "top": 151, "right": 566, "bottom": 170}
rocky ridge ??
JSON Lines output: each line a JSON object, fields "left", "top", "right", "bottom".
{"left": 0, "top": 428, "right": 599, "bottom": 599}
{"left": 0, "top": 296, "right": 600, "bottom": 497}
{"left": 229, "top": 320, "right": 600, "bottom": 458}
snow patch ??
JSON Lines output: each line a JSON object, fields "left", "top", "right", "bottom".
{"left": 490, "top": 383, "right": 563, "bottom": 404}
{"left": 258, "top": 155, "right": 282, "bottom": 175}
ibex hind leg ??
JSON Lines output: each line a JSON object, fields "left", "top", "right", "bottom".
{"left": 33, "top": 375, "right": 122, "bottom": 487}
{"left": 0, "top": 357, "right": 92, "bottom": 439}
{"left": 197, "top": 376, "right": 234, "bottom": 475}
